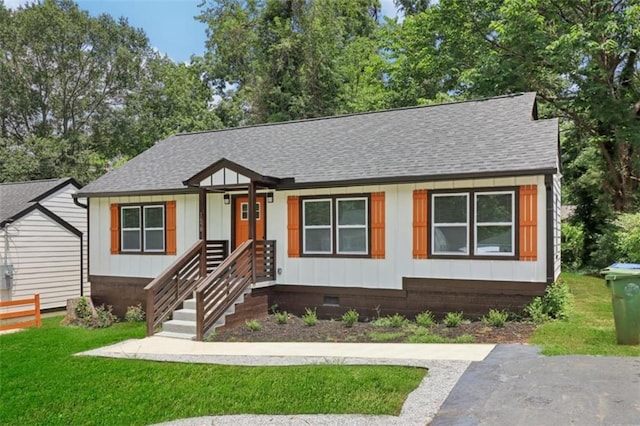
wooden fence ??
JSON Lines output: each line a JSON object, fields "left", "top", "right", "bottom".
{"left": 0, "top": 294, "right": 42, "bottom": 332}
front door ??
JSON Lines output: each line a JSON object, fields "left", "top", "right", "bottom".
{"left": 233, "top": 195, "right": 265, "bottom": 249}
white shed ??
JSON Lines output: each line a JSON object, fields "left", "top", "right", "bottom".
{"left": 0, "top": 178, "right": 88, "bottom": 311}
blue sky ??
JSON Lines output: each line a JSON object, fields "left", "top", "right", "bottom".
{"left": 6, "top": 0, "right": 400, "bottom": 63}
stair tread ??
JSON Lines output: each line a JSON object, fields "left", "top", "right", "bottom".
{"left": 156, "top": 331, "right": 195, "bottom": 340}
{"left": 164, "top": 319, "right": 196, "bottom": 325}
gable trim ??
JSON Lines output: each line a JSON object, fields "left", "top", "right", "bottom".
{"left": 3, "top": 203, "right": 82, "bottom": 238}
{"left": 31, "top": 178, "right": 81, "bottom": 202}
{"left": 183, "top": 158, "right": 283, "bottom": 189}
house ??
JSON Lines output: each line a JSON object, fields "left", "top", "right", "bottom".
{"left": 0, "top": 178, "right": 88, "bottom": 311}
{"left": 78, "top": 93, "right": 561, "bottom": 340}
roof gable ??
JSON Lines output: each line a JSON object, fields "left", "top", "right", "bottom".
{"left": 79, "top": 93, "right": 559, "bottom": 197}
{"left": 0, "top": 178, "right": 79, "bottom": 226}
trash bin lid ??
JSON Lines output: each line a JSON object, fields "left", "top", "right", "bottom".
{"left": 610, "top": 263, "right": 640, "bottom": 269}
{"left": 601, "top": 263, "right": 640, "bottom": 277}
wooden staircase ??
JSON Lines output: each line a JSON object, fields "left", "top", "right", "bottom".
{"left": 145, "top": 239, "right": 275, "bottom": 341}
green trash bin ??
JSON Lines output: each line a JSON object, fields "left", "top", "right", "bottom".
{"left": 601, "top": 264, "right": 640, "bottom": 345}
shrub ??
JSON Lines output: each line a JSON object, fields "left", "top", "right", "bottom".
{"left": 371, "top": 316, "right": 392, "bottom": 327}
{"left": 415, "top": 310, "right": 435, "bottom": 327}
{"left": 74, "top": 297, "right": 93, "bottom": 321}
{"left": 92, "top": 305, "right": 117, "bottom": 328}
{"left": 302, "top": 308, "right": 317, "bottom": 326}
{"left": 525, "top": 279, "right": 571, "bottom": 323}
{"left": 561, "top": 221, "right": 584, "bottom": 271}
{"left": 341, "top": 309, "right": 359, "bottom": 327}
{"left": 389, "top": 313, "right": 408, "bottom": 328}
{"left": 482, "top": 309, "right": 509, "bottom": 327}
{"left": 125, "top": 304, "right": 145, "bottom": 322}
{"left": 443, "top": 312, "right": 464, "bottom": 327}
{"left": 274, "top": 311, "right": 288, "bottom": 324}
{"left": 245, "top": 320, "right": 261, "bottom": 332}
{"left": 614, "top": 213, "right": 640, "bottom": 263}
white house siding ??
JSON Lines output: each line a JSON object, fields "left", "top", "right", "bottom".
{"left": 89, "top": 194, "right": 200, "bottom": 278}
{"left": 553, "top": 173, "right": 562, "bottom": 280}
{"left": 41, "top": 183, "right": 89, "bottom": 295}
{"left": 89, "top": 175, "right": 551, "bottom": 288}
{"left": 272, "top": 176, "right": 547, "bottom": 291}
{"left": 0, "top": 210, "right": 81, "bottom": 310}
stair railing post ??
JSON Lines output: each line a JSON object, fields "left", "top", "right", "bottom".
{"left": 196, "top": 292, "right": 204, "bottom": 341}
{"left": 146, "top": 288, "right": 154, "bottom": 336}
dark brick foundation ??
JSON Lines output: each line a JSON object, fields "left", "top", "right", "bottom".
{"left": 90, "top": 275, "right": 151, "bottom": 318}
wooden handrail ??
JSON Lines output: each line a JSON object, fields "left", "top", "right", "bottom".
{"left": 195, "top": 239, "right": 254, "bottom": 340}
{"left": 0, "top": 294, "right": 41, "bottom": 331}
{"left": 145, "top": 240, "right": 205, "bottom": 336}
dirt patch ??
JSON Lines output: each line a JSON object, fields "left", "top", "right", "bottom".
{"left": 208, "top": 315, "right": 537, "bottom": 344}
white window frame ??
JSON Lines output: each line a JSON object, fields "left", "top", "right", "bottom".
{"left": 431, "top": 193, "right": 469, "bottom": 256}
{"left": 240, "top": 202, "right": 260, "bottom": 221}
{"left": 336, "top": 197, "right": 369, "bottom": 255}
{"left": 143, "top": 205, "right": 165, "bottom": 253}
{"left": 120, "top": 206, "right": 141, "bottom": 252}
{"left": 474, "top": 191, "right": 515, "bottom": 256}
{"left": 302, "top": 199, "right": 333, "bottom": 255}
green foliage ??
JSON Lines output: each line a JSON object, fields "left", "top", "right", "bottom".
{"left": 613, "top": 213, "right": 640, "bottom": 263}
{"left": 561, "top": 221, "right": 585, "bottom": 271}
{"left": 407, "top": 327, "right": 475, "bottom": 344}
{"left": 481, "top": 309, "right": 509, "bottom": 328}
{"left": 93, "top": 305, "right": 117, "bottom": 329}
{"left": 302, "top": 308, "right": 318, "bottom": 326}
{"left": 341, "top": 309, "right": 359, "bottom": 327}
{"left": 414, "top": 310, "right": 435, "bottom": 327}
{"left": 389, "top": 313, "right": 409, "bottom": 328}
{"left": 443, "top": 312, "right": 464, "bottom": 328}
{"left": 245, "top": 319, "right": 261, "bottom": 332}
{"left": 0, "top": 318, "right": 426, "bottom": 424}
{"left": 124, "top": 304, "right": 145, "bottom": 323}
{"left": 72, "top": 297, "right": 117, "bottom": 328}
{"left": 369, "top": 331, "right": 405, "bottom": 342}
{"left": 274, "top": 311, "right": 289, "bottom": 325}
{"left": 525, "top": 280, "right": 572, "bottom": 323}
{"left": 530, "top": 273, "right": 640, "bottom": 356}
{"left": 74, "top": 297, "right": 93, "bottom": 321}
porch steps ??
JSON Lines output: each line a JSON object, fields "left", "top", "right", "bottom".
{"left": 156, "top": 289, "right": 251, "bottom": 340}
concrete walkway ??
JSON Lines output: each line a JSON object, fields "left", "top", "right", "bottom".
{"left": 79, "top": 338, "right": 495, "bottom": 425}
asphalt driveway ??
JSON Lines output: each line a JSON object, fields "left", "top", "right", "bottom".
{"left": 431, "top": 344, "right": 640, "bottom": 426}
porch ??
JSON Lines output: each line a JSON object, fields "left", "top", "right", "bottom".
{"left": 144, "top": 159, "right": 281, "bottom": 340}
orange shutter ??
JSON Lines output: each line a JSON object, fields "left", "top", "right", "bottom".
{"left": 110, "top": 203, "right": 119, "bottom": 254}
{"left": 519, "top": 185, "right": 537, "bottom": 261}
{"left": 413, "top": 189, "right": 428, "bottom": 259}
{"left": 370, "top": 192, "right": 385, "bottom": 259}
{"left": 166, "top": 200, "right": 177, "bottom": 255}
{"left": 287, "top": 196, "right": 300, "bottom": 257}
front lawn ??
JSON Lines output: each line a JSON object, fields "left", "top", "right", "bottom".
{"left": 0, "top": 318, "right": 425, "bottom": 426}
{"left": 530, "top": 273, "right": 640, "bottom": 356}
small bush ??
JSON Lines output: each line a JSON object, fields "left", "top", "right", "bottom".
{"left": 561, "top": 221, "right": 584, "bottom": 271}
{"left": 92, "top": 305, "right": 117, "bottom": 328}
{"left": 443, "top": 312, "right": 464, "bottom": 327}
{"left": 74, "top": 297, "right": 93, "bottom": 320}
{"left": 415, "top": 310, "right": 435, "bottom": 327}
{"left": 408, "top": 327, "right": 475, "bottom": 343}
{"left": 302, "top": 308, "right": 317, "bottom": 326}
{"left": 274, "top": 311, "right": 288, "bottom": 324}
{"left": 525, "top": 279, "right": 571, "bottom": 323}
{"left": 370, "top": 331, "right": 405, "bottom": 342}
{"left": 245, "top": 319, "right": 261, "bottom": 332}
{"left": 389, "top": 313, "right": 408, "bottom": 328}
{"left": 371, "top": 316, "right": 392, "bottom": 327}
{"left": 125, "top": 304, "right": 145, "bottom": 322}
{"left": 341, "top": 309, "right": 359, "bottom": 327}
{"left": 482, "top": 309, "right": 509, "bottom": 327}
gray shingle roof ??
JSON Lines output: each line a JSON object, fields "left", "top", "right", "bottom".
{"left": 0, "top": 178, "right": 74, "bottom": 225}
{"left": 79, "top": 93, "right": 559, "bottom": 196}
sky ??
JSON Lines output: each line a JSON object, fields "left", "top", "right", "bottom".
{"left": 5, "top": 0, "right": 400, "bottom": 63}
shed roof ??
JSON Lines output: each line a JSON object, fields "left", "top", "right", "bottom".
{"left": 0, "top": 178, "right": 77, "bottom": 227}
{"left": 79, "top": 92, "right": 559, "bottom": 197}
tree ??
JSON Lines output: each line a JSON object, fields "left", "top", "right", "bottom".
{"left": 197, "top": 0, "right": 382, "bottom": 123}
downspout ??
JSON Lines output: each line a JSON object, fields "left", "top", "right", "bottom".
{"left": 72, "top": 194, "right": 88, "bottom": 296}
{"left": 545, "top": 175, "right": 554, "bottom": 284}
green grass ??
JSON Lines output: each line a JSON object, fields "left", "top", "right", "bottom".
{"left": 0, "top": 317, "right": 425, "bottom": 425}
{"left": 530, "top": 273, "right": 640, "bottom": 356}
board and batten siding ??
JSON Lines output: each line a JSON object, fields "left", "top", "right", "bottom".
{"left": 40, "top": 183, "right": 89, "bottom": 295}
{"left": 270, "top": 176, "right": 548, "bottom": 291}
{"left": 90, "top": 194, "right": 200, "bottom": 278}
{"left": 0, "top": 210, "right": 81, "bottom": 310}
{"left": 552, "top": 172, "right": 562, "bottom": 281}
{"left": 89, "top": 175, "right": 553, "bottom": 289}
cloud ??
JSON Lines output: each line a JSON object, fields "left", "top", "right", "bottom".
{"left": 3, "top": 0, "right": 35, "bottom": 10}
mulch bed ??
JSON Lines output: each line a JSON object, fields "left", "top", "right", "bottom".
{"left": 208, "top": 315, "right": 537, "bottom": 344}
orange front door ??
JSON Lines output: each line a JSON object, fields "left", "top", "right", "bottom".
{"left": 234, "top": 195, "right": 265, "bottom": 249}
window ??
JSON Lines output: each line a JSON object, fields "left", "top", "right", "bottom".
{"left": 432, "top": 194, "right": 469, "bottom": 255}
{"left": 302, "top": 196, "right": 369, "bottom": 256}
{"left": 430, "top": 189, "right": 515, "bottom": 258}
{"left": 240, "top": 202, "right": 260, "bottom": 221}
{"left": 475, "top": 192, "right": 514, "bottom": 255}
{"left": 120, "top": 204, "right": 165, "bottom": 253}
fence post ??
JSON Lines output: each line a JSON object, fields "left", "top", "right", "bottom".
{"left": 34, "top": 294, "right": 41, "bottom": 327}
